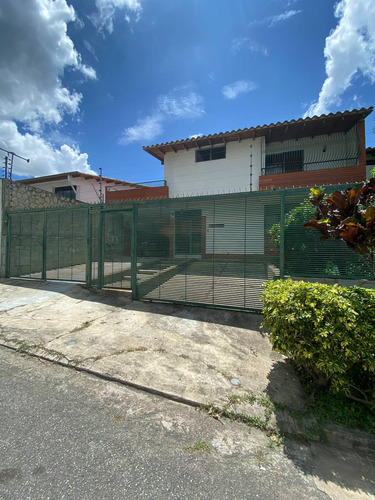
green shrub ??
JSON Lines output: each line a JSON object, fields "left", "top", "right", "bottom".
{"left": 261, "top": 280, "right": 375, "bottom": 405}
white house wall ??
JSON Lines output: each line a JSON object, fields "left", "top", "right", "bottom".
{"left": 164, "top": 137, "right": 264, "bottom": 198}
{"left": 202, "top": 201, "right": 264, "bottom": 255}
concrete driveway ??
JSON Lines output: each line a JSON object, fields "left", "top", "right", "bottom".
{"left": 0, "top": 278, "right": 304, "bottom": 410}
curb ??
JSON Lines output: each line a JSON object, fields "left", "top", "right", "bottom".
{"left": 1, "top": 341, "right": 374, "bottom": 456}
{"left": 0, "top": 342, "right": 202, "bottom": 409}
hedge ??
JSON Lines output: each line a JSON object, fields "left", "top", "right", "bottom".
{"left": 261, "top": 280, "right": 375, "bottom": 404}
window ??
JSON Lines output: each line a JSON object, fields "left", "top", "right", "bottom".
{"left": 195, "top": 145, "right": 226, "bottom": 163}
{"left": 265, "top": 150, "right": 304, "bottom": 175}
{"left": 55, "top": 186, "right": 76, "bottom": 200}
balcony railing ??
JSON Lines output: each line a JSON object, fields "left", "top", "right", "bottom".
{"left": 261, "top": 157, "right": 359, "bottom": 176}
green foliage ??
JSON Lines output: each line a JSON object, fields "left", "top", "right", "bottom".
{"left": 262, "top": 280, "right": 375, "bottom": 405}
{"left": 305, "top": 179, "right": 375, "bottom": 279}
{"left": 269, "top": 200, "right": 322, "bottom": 275}
{"left": 268, "top": 199, "right": 369, "bottom": 277}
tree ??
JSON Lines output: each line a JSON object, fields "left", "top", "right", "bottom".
{"left": 304, "top": 179, "right": 375, "bottom": 280}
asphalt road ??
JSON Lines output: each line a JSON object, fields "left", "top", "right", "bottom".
{"left": 0, "top": 347, "right": 329, "bottom": 500}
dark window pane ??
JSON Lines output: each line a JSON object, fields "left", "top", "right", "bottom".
{"left": 196, "top": 149, "right": 211, "bottom": 162}
{"left": 265, "top": 150, "right": 303, "bottom": 174}
{"left": 55, "top": 186, "right": 76, "bottom": 200}
{"left": 195, "top": 145, "right": 226, "bottom": 163}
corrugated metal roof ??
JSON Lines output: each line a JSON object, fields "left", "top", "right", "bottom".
{"left": 143, "top": 107, "right": 373, "bottom": 163}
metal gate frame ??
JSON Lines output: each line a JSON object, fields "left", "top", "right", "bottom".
{"left": 5, "top": 183, "right": 371, "bottom": 313}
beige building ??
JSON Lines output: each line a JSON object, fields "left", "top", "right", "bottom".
{"left": 18, "top": 171, "right": 137, "bottom": 204}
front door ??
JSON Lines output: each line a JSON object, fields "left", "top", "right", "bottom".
{"left": 174, "top": 209, "right": 202, "bottom": 256}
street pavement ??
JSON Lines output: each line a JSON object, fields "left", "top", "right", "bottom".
{"left": 0, "top": 347, "right": 329, "bottom": 500}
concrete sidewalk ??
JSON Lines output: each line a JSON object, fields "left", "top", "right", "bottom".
{"left": 0, "top": 278, "right": 304, "bottom": 409}
{"left": 1, "top": 278, "right": 375, "bottom": 499}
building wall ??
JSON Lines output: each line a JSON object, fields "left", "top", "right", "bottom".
{"left": 164, "top": 137, "right": 265, "bottom": 197}
{"left": 106, "top": 185, "right": 169, "bottom": 202}
{"left": 260, "top": 122, "right": 366, "bottom": 190}
{"left": 203, "top": 201, "right": 264, "bottom": 255}
{"left": 26, "top": 177, "right": 133, "bottom": 203}
{"left": 164, "top": 123, "right": 365, "bottom": 195}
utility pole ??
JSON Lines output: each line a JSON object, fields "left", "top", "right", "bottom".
{"left": 0, "top": 147, "right": 30, "bottom": 181}
{"left": 0, "top": 147, "right": 30, "bottom": 210}
{"left": 99, "top": 167, "right": 104, "bottom": 204}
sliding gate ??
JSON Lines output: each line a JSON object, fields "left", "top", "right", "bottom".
{"left": 6, "top": 185, "right": 372, "bottom": 313}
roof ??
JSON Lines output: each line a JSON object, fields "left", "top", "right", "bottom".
{"left": 143, "top": 107, "right": 373, "bottom": 163}
{"left": 18, "top": 171, "right": 139, "bottom": 186}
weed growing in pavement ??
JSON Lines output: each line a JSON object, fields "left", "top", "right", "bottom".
{"left": 184, "top": 440, "right": 212, "bottom": 453}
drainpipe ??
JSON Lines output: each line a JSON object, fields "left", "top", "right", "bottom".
{"left": 250, "top": 143, "right": 253, "bottom": 191}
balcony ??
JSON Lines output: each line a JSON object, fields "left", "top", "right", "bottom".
{"left": 259, "top": 128, "right": 364, "bottom": 190}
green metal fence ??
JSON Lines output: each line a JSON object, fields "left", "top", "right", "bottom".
{"left": 6, "top": 184, "right": 372, "bottom": 313}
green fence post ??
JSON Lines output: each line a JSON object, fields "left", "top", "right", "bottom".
{"left": 5, "top": 213, "right": 11, "bottom": 278}
{"left": 280, "top": 191, "right": 285, "bottom": 280}
{"left": 131, "top": 203, "right": 138, "bottom": 299}
{"left": 86, "top": 207, "right": 92, "bottom": 287}
{"left": 97, "top": 205, "right": 104, "bottom": 289}
{"left": 42, "top": 211, "right": 47, "bottom": 280}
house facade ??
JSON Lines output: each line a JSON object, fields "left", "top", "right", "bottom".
{"left": 18, "top": 171, "right": 138, "bottom": 204}
{"left": 143, "top": 107, "right": 372, "bottom": 197}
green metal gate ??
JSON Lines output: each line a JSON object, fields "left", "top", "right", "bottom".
{"left": 6, "top": 184, "right": 372, "bottom": 313}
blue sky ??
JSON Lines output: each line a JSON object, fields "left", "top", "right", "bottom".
{"left": 1, "top": 0, "right": 375, "bottom": 182}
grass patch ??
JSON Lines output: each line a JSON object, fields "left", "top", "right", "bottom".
{"left": 305, "top": 387, "right": 375, "bottom": 435}
{"left": 184, "top": 440, "right": 212, "bottom": 453}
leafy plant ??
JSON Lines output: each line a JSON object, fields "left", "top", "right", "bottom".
{"left": 304, "top": 179, "right": 375, "bottom": 279}
{"left": 268, "top": 199, "right": 367, "bottom": 277}
{"left": 261, "top": 280, "right": 375, "bottom": 407}
{"left": 269, "top": 200, "right": 323, "bottom": 275}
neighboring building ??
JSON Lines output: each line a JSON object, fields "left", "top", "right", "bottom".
{"left": 143, "top": 107, "right": 372, "bottom": 197}
{"left": 367, "top": 147, "right": 375, "bottom": 178}
{"left": 18, "top": 171, "right": 139, "bottom": 204}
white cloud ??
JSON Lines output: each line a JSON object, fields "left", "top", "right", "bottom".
{"left": 231, "top": 37, "right": 269, "bottom": 56}
{"left": 0, "top": 0, "right": 96, "bottom": 129}
{"left": 268, "top": 9, "right": 302, "bottom": 26}
{"left": 222, "top": 80, "right": 257, "bottom": 100}
{"left": 305, "top": 0, "right": 375, "bottom": 117}
{"left": 189, "top": 133, "right": 203, "bottom": 139}
{"left": 119, "top": 115, "right": 163, "bottom": 145}
{"left": 0, "top": 121, "right": 95, "bottom": 177}
{"left": 251, "top": 9, "right": 302, "bottom": 27}
{"left": 83, "top": 39, "right": 99, "bottom": 61}
{"left": 158, "top": 91, "right": 205, "bottom": 118}
{"left": 92, "top": 0, "right": 142, "bottom": 34}
{"left": 120, "top": 89, "right": 205, "bottom": 145}
{"left": 0, "top": 0, "right": 97, "bottom": 176}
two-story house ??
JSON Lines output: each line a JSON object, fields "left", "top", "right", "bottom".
{"left": 142, "top": 107, "right": 372, "bottom": 197}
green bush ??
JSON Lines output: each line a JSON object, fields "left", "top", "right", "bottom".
{"left": 261, "top": 280, "right": 375, "bottom": 404}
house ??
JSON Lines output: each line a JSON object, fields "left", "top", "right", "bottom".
{"left": 142, "top": 107, "right": 372, "bottom": 197}
{"left": 18, "top": 171, "right": 141, "bottom": 204}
